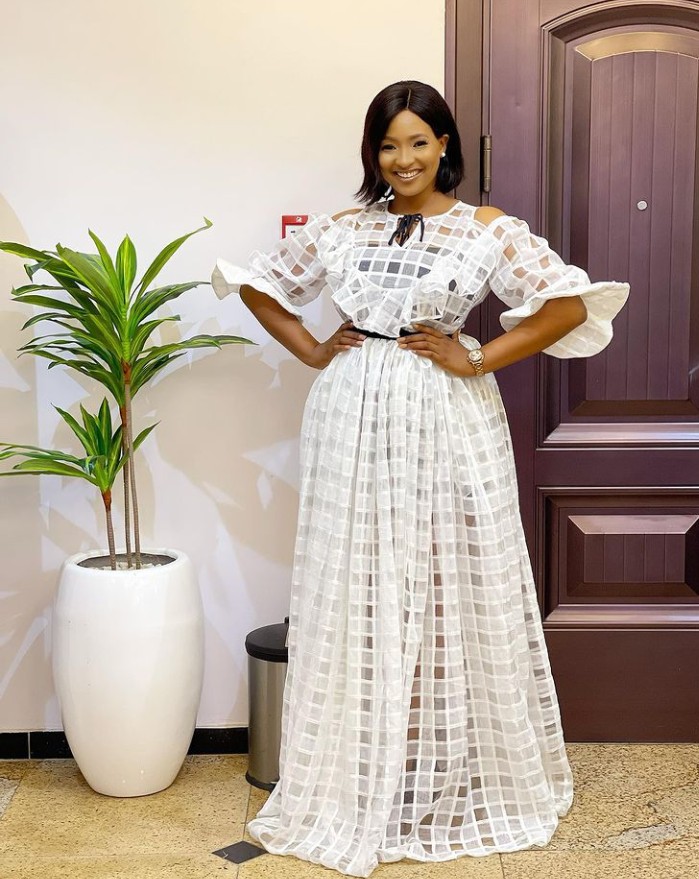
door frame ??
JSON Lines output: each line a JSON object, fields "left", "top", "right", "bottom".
{"left": 445, "top": 0, "right": 487, "bottom": 209}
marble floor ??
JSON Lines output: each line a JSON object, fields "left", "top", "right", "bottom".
{"left": 1, "top": 745, "right": 698, "bottom": 878}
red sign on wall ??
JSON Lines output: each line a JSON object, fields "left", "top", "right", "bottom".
{"left": 281, "top": 215, "right": 308, "bottom": 238}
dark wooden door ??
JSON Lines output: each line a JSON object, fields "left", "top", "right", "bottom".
{"left": 450, "top": 0, "right": 699, "bottom": 741}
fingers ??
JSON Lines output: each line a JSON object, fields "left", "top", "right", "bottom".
{"left": 335, "top": 326, "right": 365, "bottom": 350}
{"left": 333, "top": 322, "right": 455, "bottom": 356}
{"left": 397, "top": 324, "right": 445, "bottom": 360}
{"left": 338, "top": 322, "right": 364, "bottom": 340}
{"left": 344, "top": 331, "right": 365, "bottom": 344}
{"left": 401, "top": 324, "right": 453, "bottom": 341}
{"left": 397, "top": 333, "right": 439, "bottom": 350}
{"left": 410, "top": 323, "right": 441, "bottom": 336}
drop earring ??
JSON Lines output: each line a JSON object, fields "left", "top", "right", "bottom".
{"left": 384, "top": 184, "right": 393, "bottom": 199}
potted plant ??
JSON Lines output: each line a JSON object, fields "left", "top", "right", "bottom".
{"left": 0, "top": 221, "right": 252, "bottom": 796}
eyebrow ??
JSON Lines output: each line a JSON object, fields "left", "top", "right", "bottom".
{"left": 381, "top": 133, "right": 429, "bottom": 141}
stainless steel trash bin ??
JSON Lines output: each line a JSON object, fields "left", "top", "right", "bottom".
{"left": 245, "top": 618, "right": 289, "bottom": 790}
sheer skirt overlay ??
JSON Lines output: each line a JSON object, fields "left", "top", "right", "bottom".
{"left": 246, "top": 341, "right": 574, "bottom": 877}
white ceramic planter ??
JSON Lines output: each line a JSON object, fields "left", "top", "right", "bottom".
{"left": 52, "top": 548, "right": 204, "bottom": 797}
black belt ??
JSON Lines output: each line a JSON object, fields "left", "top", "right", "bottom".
{"left": 350, "top": 325, "right": 419, "bottom": 340}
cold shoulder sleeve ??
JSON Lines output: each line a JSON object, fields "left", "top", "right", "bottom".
{"left": 486, "top": 215, "right": 630, "bottom": 358}
{"left": 211, "top": 213, "right": 335, "bottom": 322}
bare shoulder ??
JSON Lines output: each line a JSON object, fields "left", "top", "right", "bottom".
{"left": 331, "top": 207, "right": 363, "bottom": 221}
{"left": 474, "top": 205, "right": 507, "bottom": 226}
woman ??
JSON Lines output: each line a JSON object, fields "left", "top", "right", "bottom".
{"left": 212, "top": 80, "right": 629, "bottom": 877}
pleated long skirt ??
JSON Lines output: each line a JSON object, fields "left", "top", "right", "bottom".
{"left": 246, "top": 336, "right": 574, "bottom": 878}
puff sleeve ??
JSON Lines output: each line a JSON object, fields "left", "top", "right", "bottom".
{"left": 211, "top": 213, "right": 335, "bottom": 323}
{"left": 486, "top": 215, "right": 630, "bottom": 358}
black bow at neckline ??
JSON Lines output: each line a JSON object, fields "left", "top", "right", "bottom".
{"left": 388, "top": 212, "right": 425, "bottom": 247}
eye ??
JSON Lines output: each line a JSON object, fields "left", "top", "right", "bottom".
{"left": 380, "top": 144, "right": 395, "bottom": 151}
{"left": 414, "top": 140, "right": 428, "bottom": 147}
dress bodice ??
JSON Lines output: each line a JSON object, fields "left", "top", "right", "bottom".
{"left": 212, "top": 199, "right": 630, "bottom": 359}
{"left": 317, "top": 201, "right": 497, "bottom": 337}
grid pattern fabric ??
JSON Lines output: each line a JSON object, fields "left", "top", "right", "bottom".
{"left": 212, "top": 200, "right": 629, "bottom": 355}
{"left": 212, "top": 201, "right": 629, "bottom": 877}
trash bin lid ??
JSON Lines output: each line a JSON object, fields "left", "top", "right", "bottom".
{"left": 246, "top": 622, "right": 289, "bottom": 662}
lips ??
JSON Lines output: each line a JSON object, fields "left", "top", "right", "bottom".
{"left": 395, "top": 170, "right": 422, "bottom": 180}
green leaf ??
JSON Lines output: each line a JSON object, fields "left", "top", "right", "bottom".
{"left": 54, "top": 406, "right": 93, "bottom": 451}
{"left": 28, "top": 255, "right": 84, "bottom": 289}
{"left": 79, "top": 404, "right": 102, "bottom": 453}
{"left": 128, "top": 334, "right": 252, "bottom": 393}
{"left": 40, "top": 318, "right": 122, "bottom": 361}
{"left": 12, "top": 293, "right": 83, "bottom": 315}
{"left": 208, "top": 334, "right": 254, "bottom": 345}
{"left": 0, "top": 458, "right": 96, "bottom": 483}
{"left": 12, "top": 283, "right": 68, "bottom": 296}
{"left": 88, "top": 230, "right": 122, "bottom": 300}
{"left": 133, "top": 423, "right": 157, "bottom": 449}
{"left": 0, "top": 443, "right": 90, "bottom": 467}
{"left": 97, "top": 399, "right": 114, "bottom": 455}
{"left": 128, "top": 316, "right": 180, "bottom": 361}
{"left": 116, "top": 423, "right": 157, "bottom": 474}
{"left": 135, "top": 219, "right": 212, "bottom": 296}
{"left": 130, "top": 352, "right": 187, "bottom": 393}
{"left": 107, "top": 424, "right": 124, "bottom": 474}
{"left": 0, "top": 242, "right": 52, "bottom": 261}
{"left": 116, "top": 235, "right": 137, "bottom": 297}
{"left": 20, "top": 338, "right": 89, "bottom": 354}
{"left": 45, "top": 278, "right": 99, "bottom": 313}
{"left": 129, "top": 282, "right": 204, "bottom": 326}
{"left": 24, "top": 351, "right": 124, "bottom": 404}
{"left": 135, "top": 334, "right": 249, "bottom": 366}
{"left": 55, "top": 247, "right": 122, "bottom": 326}
{"left": 21, "top": 311, "right": 80, "bottom": 331}
{"left": 6, "top": 400, "right": 125, "bottom": 493}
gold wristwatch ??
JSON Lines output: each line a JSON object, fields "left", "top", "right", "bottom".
{"left": 467, "top": 347, "right": 485, "bottom": 377}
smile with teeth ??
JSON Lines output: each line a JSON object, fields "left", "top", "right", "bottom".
{"left": 395, "top": 170, "right": 422, "bottom": 179}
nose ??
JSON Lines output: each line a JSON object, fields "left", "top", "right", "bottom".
{"left": 395, "top": 147, "right": 414, "bottom": 168}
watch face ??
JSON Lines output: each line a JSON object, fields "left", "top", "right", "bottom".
{"left": 468, "top": 350, "right": 483, "bottom": 363}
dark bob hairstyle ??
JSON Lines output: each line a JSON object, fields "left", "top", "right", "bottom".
{"left": 354, "top": 80, "right": 464, "bottom": 205}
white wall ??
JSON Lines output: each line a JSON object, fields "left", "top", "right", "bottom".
{"left": 0, "top": 0, "right": 445, "bottom": 731}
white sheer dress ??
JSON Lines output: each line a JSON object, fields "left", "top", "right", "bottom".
{"left": 212, "top": 200, "right": 629, "bottom": 878}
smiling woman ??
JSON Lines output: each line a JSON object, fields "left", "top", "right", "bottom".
{"left": 378, "top": 111, "right": 448, "bottom": 211}
{"left": 212, "top": 79, "right": 629, "bottom": 878}
{"left": 356, "top": 80, "right": 464, "bottom": 211}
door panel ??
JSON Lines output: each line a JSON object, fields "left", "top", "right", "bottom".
{"left": 450, "top": 0, "right": 699, "bottom": 740}
{"left": 549, "top": 26, "right": 699, "bottom": 433}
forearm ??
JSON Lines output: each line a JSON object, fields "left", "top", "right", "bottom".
{"left": 240, "top": 285, "right": 319, "bottom": 366}
{"left": 476, "top": 295, "right": 587, "bottom": 374}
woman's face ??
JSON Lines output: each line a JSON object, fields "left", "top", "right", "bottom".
{"left": 378, "top": 109, "right": 448, "bottom": 200}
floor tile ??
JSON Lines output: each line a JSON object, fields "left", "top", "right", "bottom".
{"left": 0, "top": 855, "right": 239, "bottom": 878}
{"left": 245, "top": 784, "right": 272, "bottom": 826}
{"left": 238, "top": 851, "right": 504, "bottom": 878}
{"left": 500, "top": 842, "right": 699, "bottom": 879}
{"left": 3, "top": 746, "right": 699, "bottom": 878}
{"left": 538, "top": 744, "right": 699, "bottom": 853}
{"left": 568, "top": 744, "right": 699, "bottom": 797}
{"left": 0, "top": 760, "right": 30, "bottom": 819}
{"left": 0, "top": 756, "right": 249, "bottom": 858}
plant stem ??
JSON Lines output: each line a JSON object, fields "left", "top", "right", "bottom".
{"left": 103, "top": 488, "right": 116, "bottom": 570}
{"left": 122, "top": 363, "right": 141, "bottom": 569}
{"left": 119, "top": 405, "right": 133, "bottom": 568}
